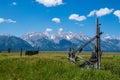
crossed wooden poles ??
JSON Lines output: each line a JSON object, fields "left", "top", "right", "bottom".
{"left": 68, "top": 18, "right": 103, "bottom": 69}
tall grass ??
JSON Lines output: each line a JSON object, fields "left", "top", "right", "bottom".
{"left": 0, "top": 52, "right": 120, "bottom": 80}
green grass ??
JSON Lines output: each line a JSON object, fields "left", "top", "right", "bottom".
{"left": 0, "top": 52, "right": 120, "bottom": 80}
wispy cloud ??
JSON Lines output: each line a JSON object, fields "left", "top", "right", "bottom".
{"left": 69, "top": 14, "right": 86, "bottom": 21}
{"left": 113, "top": 10, "right": 120, "bottom": 22}
{"left": 12, "top": 2, "right": 17, "bottom": 6}
{"left": 45, "top": 28, "right": 53, "bottom": 32}
{"left": 0, "top": 18, "right": 16, "bottom": 23}
{"left": 52, "top": 17, "right": 60, "bottom": 23}
{"left": 88, "top": 8, "right": 114, "bottom": 17}
{"left": 35, "top": 0, "right": 63, "bottom": 7}
{"left": 7, "top": 19, "right": 16, "bottom": 23}
{"left": 75, "top": 23, "right": 84, "bottom": 27}
{"left": 87, "top": 10, "right": 96, "bottom": 17}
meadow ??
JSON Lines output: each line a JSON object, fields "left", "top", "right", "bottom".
{"left": 0, "top": 52, "right": 120, "bottom": 80}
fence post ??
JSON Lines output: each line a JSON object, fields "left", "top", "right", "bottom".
{"left": 20, "top": 48, "right": 22, "bottom": 57}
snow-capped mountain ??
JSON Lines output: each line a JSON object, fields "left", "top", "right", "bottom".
{"left": 101, "top": 35, "right": 120, "bottom": 52}
{"left": 21, "top": 31, "right": 120, "bottom": 52}
{"left": 22, "top": 32, "right": 50, "bottom": 47}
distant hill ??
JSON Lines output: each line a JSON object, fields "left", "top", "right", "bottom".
{"left": 0, "top": 35, "right": 33, "bottom": 51}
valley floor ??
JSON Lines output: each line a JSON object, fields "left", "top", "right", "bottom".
{"left": 0, "top": 52, "right": 120, "bottom": 80}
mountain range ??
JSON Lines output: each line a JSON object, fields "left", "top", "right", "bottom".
{"left": 0, "top": 31, "right": 120, "bottom": 52}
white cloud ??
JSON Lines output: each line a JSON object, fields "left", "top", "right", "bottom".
{"left": 57, "top": 28, "right": 63, "bottom": 34}
{"left": 36, "top": 0, "right": 63, "bottom": 7}
{"left": 88, "top": 8, "right": 114, "bottom": 17}
{"left": 96, "top": 8, "right": 114, "bottom": 17}
{"left": 46, "top": 28, "right": 53, "bottom": 32}
{"left": 12, "top": 2, "right": 17, "bottom": 6}
{"left": 69, "top": 14, "right": 86, "bottom": 21}
{"left": 113, "top": 10, "right": 120, "bottom": 22}
{"left": 0, "top": 18, "right": 5, "bottom": 23}
{"left": 0, "top": 18, "right": 16, "bottom": 23}
{"left": 52, "top": 18, "right": 60, "bottom": 23}
{"left": 59, "top": 28, "right": 63, "bottom": 32}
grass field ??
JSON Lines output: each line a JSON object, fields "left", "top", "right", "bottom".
{"left": 0, "top": 52, "right": 120, "bottom": 80}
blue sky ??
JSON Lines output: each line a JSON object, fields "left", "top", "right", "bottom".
{"left": 0, "top": 0, "right": 120, "bottom": 37}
